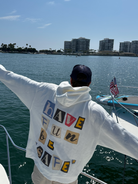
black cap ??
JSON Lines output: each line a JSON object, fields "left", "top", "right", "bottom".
{"left": 70, "top": 65, "right": 92, "bottom": 83}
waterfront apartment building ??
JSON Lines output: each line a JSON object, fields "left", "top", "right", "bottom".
{"left": 119, "top": 40, "right": 138, "bottom": 54}
{"left": 99, "top": 38, "right": 114, "bottom": 52}
{"left": 119, "top": 41, "right": 131, "bottom": 52}
{"left": 64, "top": 37, "right": 90, "bottom": 53}
{"left": 131, "top": 41, "right": 138, "bottom": 54}
{"left": 64, "top": 41, "right": 72, "bottom": 52}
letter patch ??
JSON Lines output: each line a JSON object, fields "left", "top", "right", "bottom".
{"left": 52, "top": 155, "right": 63, "bottom": 170}
{"left": 38, "top": 128, "right": 47, "bottom": 144}
{"left": 51, "top": 125, "right": 61, "bottom": 138}
{"left": 74, "top": 117, "right": 85, "bottom": 130}
{"left": 65, "top": 113, "right": 76, "bottom": 127}
{"left": 53, "top": 109, "right": 66, "bottom": 123}
{"left": 47, "top": 140, "right": 54, "bottom": 150}
{"left": 64, "top": 130, "right": 79, "bottom": 144}
{"left": 61, "top": 161, "right": 70, "bottom": 173}
{"left": 41, "top": 151, "right": 52, "bottom": 167}
{"left": 37, "top": 146, "right": 43, "bottom": 158}
{"left": 42, "top": 115, "right": 50, "bottom": 130}
{"left": 43, "top": 100, "right": 55, "bottom": 118}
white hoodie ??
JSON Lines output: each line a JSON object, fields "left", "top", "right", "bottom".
{"left": 0, "top": 64, "right": 138, "bottom": 183}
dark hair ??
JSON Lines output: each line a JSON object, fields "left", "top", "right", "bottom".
{"left": 71, "top": 73, "right": 90, "bottom": 87}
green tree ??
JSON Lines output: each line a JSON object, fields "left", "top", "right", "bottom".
{"left": 8, "top": 43, "right": 15, "bottom": 51}
{"left": 1, "top": 43, "right": 8, "bottom": 51}
{"left": 17, "top": 47, "right": 23, "bottom": 52}
{"left": 57, "top": 50, "right": 61, "bottom": 53}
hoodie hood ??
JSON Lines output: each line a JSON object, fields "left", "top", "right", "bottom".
{"left": 56, "top": 81, "right": 91, "bottom": 107}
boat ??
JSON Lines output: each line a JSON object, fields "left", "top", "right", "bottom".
{"left": 96, "top": 92, "right": 138, "bottom": 142}
{"left": 96, "top": 77, "right": 138, "bottom": 129}
{"left": 111, "top": 107, "right": 138, "bottom": 138}
{"left": 96, "top": 77, "right": 138, "bottom": 139}
{"left": 95, "top": 78, "right": 138, "bottom": 183}
{"left": 96, "top": 95, "right": 138, "bottom": 110}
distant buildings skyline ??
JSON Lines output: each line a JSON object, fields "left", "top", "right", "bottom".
{"left": 64, "top": 37, "right": 138, "bottom": 54}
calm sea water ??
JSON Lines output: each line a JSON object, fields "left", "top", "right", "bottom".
{"left": 0, "top": 53, "right": 138, "bottom": 184}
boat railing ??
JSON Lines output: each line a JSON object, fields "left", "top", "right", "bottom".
{"left": 110, "top": 92, "right": 138, "bottom": 122}
{"left": 0, "top": 124, "right": 107, "bottom": 184}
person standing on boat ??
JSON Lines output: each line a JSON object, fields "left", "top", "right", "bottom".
{"left": 0, "top": 64, "right": 138, "bottom": 184}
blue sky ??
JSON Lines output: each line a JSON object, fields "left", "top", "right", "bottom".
{"left": 0, "top": 0, "right": 138, "bottom": 51}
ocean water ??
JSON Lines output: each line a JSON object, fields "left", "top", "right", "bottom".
{"left": 0, "top": 53, "right": 138, "bottom": 184}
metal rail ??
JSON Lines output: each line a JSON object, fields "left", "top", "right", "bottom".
{"left": 110, "top": 92, "right": 138, "bottom": 184}
{"left": 0, "top": 124, "right": 107, "bottom": 184}
{"left": 0, "top": 124, "right": 26, "bottom": 184}
{"left": 81, "top": 172, "right": 107, "bottom": 184}
{"left": 110, "top": 92, "right": 138, "bottom": 120}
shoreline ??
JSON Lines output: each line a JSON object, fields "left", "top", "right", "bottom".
{"left": 0, "top": 50, "right": 138, "bottom": 57}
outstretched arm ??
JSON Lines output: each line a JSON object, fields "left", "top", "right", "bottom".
{"left": 97, "top": 106, "right": 138, "bottom": 160}
{"left": 0, "top": 65, "right": 41, "bottom": 110}
{"left": 91, "top": 103, "right": 138, "bottom": 160}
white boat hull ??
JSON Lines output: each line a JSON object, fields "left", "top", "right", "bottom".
{"left": 0, "top": 164, "right": 10, "bottom": 184}
{"left": 111, "top": 108, "right": 138, "bottom": 138}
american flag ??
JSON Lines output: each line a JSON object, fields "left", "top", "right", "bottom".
{"left": 110, "top": 77, "right": 119, "bottom": 96}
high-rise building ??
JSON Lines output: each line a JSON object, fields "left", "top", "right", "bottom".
{"left": 119, "top": 40, "right": 138, "bottom": 54}
{"left": 64, "top": 41, "right": 72, "bottom": 52}
{"left": 131, "top": 41, "right": 138, "bottom": 54}
{"left": 76, "top": 37, "right": 90, "bottom": 52}
{"left": 71, "top": 39, "right": 77, "bottom": 53}
{"left": 119, "top": 41, "right": 131, "bottom": 52}
{"left": 64, "top": 37, "right": 90, "bottom": 53}
{"left": 99, "top": 38, "right": 114, "bottom": 52}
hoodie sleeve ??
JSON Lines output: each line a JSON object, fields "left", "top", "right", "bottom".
{"left": 97, "top": 107, "right": 138, "bottom": 160}
{"left": 0, "top": 64, "right": 40, "bottom": 110}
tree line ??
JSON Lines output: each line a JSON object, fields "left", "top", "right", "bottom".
{"left": 0, "top": 43, "right": 38, "bottom": 53}
{"left": 0, "top": 43, "right": 64, "bottom": 54}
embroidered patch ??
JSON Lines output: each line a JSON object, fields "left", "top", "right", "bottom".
{"left": 43, "top": 100, "right": 55, "bottom": 118}
{"left": 74, "top": 117, "right": 85, "bottom": 130}
{"left": 65, "top": 113, "right": 76, "bottom": 127}
{"left": 64, "top": 130, "right": 79, "bottom": 144}
{"left": 42, "top": 115, "right": 50, "bottom": 130}
{"left": 53, "top": 109, "right": 66, "bottom": 123}
{"left": 61, "top": 161, "right": 70, "bottom": 173}
{"left": 41, "top": 151, "right": 52, "bottom": 167}
{"left": 38, "top": 128, "right": 47, "bottom": 144}
{"left": 47, "top": 140, "right": 54, "bottom": 150}
{"left": 37, "top": 146, "right": 43, "bottom": 158}
{"left": 52, "top": 155, "right": 63, "bottom": 170}
{"left": 51, "top": 124, "right": 61, "bottom": 138}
